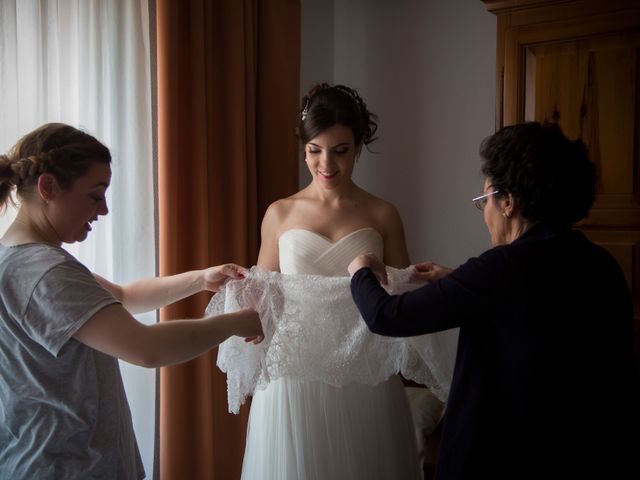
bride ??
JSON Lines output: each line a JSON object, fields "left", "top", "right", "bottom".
{"left": 240, "top": 83, "right": 421, "bottom": 480}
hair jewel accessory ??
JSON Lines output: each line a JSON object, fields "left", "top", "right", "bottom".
{"left": 301, "top": 97, "right": 310, "bottom": 121}
{"left": 334, "top": 86, "right": 359, "bottom": 103}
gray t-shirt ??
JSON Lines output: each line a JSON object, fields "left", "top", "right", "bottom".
{"left": 0, "top": 243, "right": 145, "bottom": 479}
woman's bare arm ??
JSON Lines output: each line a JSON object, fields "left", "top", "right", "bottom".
{"left": 380, "top": 202, "right": 411, "bottom": 268}
{"left": 257, "top": 201, "right": 285, "bottom": 271}
{"left": 94, "top": 264, "right": 247, "bottom": 314}
{"left": 73, "top": 304, "right": 261, "bottom": 368}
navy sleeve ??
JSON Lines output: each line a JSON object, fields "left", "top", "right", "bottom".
{"left": 350, "top": 248, "right": 508, "bottom": 337}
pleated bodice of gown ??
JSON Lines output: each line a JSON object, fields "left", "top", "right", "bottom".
{"left": 278, "top": 227, "right": 384, "bottom": 276}
{"left": 240, "top": 227, "right": 421, "bottom": 480}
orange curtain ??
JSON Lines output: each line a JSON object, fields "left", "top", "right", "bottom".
{"left": 155, "top": 0, "right": 300, "bottom": 478}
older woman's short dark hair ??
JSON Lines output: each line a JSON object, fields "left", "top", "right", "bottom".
{"left": 480, "top": 122, "right": 596, "bottom": 229}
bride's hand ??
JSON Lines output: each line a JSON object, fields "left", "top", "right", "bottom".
{"left": 348, "top": 253, "right": 388, "bottom": 285}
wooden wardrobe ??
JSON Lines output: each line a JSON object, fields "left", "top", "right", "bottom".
{"left": 483, "top": 0, "right": 640, "bottom": 366}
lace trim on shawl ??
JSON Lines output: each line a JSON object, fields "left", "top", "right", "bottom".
{"left": 208, "top": 266, "right": 458, "bottom": 414}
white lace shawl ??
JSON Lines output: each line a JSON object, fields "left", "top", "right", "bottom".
{"left": 208, "top": 266, "right": 459, "bottom": 414}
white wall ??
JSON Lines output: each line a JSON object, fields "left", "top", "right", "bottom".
{"left": 301, "top": 0, "right": 497, "bottom": 266}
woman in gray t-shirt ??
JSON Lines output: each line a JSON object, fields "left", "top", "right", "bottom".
{"left": 0, "top": 123, "right": 263, "bottom": 479}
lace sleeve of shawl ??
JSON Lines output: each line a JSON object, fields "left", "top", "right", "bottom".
{"left": 207, "top": 266, "right": 459, "bottom": 414}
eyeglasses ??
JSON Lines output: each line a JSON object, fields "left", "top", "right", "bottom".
{"left": 472, "top": 190, "right": 500, "bottom": 210}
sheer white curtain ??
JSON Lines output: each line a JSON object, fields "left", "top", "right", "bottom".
{"left": 0, "top": 0, "right": 156, "bottom": 477}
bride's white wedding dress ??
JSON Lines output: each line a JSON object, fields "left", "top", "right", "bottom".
{"left": 240, "top": 228, "right": 422, "bottom": 480}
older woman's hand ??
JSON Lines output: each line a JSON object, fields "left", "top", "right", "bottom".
{"left": 348, "top": 253, "right": 388, "bottom": 285}
{"left": 410, "top": 262, "right": 453, "bottom": 283}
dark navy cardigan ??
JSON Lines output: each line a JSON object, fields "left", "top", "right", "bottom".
{"left": 351, "top": 224, "right": 640, "bottom": 480}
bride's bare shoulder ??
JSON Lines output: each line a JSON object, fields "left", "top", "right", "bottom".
{"left": 357, "top": 188, "right": 401, "bottom": 222}
{"left": 266, "top": 193, "right": 303, "bottom": 216}
{"left": 262, "top": 189, "right": 311, "bottom": 227}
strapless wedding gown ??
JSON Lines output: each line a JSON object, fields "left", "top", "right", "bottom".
{"left": 240, "top": 228, "right": 422, "bottom": 480}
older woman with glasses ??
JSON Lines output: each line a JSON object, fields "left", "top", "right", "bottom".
{"left": 347, "top": 122, "right": 640, "bottom": 480}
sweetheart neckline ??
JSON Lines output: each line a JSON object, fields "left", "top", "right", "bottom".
{"left": 278, "top": 227, "right": 383, "bottom": 245}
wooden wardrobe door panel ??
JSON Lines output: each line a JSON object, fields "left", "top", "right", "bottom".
{"left": 525, "top": 35, "right": 639, "bottom": 194}
{"left": 484, "top": 0, "right": 640, "bottom": 363}
{"left": 581, "top": 232, "right": 638, "bottom": 292}
{"left": 521, "top": 34, "right": 640, "bottom": 340}
{"left": 524, "top": 35, "right": 640, "bottom": 222}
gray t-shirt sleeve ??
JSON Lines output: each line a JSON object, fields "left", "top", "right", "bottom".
{"left": 21, "top": 261, "right": 119, "bottom": 356}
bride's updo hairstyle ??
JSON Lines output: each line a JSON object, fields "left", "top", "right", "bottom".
{"left": 0, "top": 123, "right": 111, "bottom": 211}
{"left": 298, "top": 83, "right": 378, "bottom": 150}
